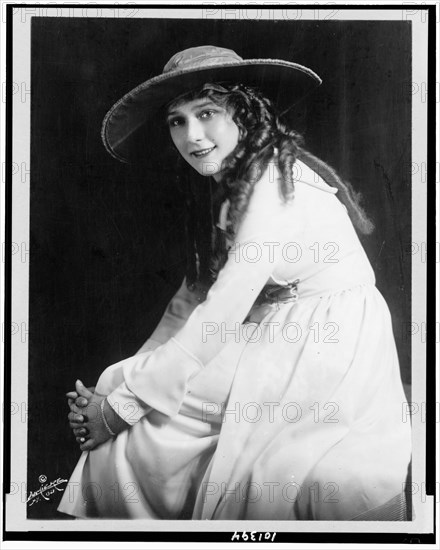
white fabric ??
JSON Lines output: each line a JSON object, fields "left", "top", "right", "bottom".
{"left": 58, "top": 159, "right": 411, "bottom": 520}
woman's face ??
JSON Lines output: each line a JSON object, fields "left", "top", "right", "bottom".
{"left": 166, "top": 97, "right": 240, "bottom": 181}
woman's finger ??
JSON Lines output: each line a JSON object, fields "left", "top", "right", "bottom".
{"left": 69, "top": 403, "right": 83, "bottom": 415}
{"left": 68, "top": 411, "right": 85, "bottom": 423}
{"left": 75, "top": 396, "right": 89, "bottom": 408}
{"left": 73, "top": 427, "right": 89, "bottom": 436}
{"left": 75, "top": 380, "right": 94, "bottom": 399}
{"left": 66, "top": 391, "right": 78, "bottom": 400}
{"left": 69, "top": 421, "right": 84, "bottom": 429}
{"left": 79, "top": 439, "right": 96, "bottom": 452}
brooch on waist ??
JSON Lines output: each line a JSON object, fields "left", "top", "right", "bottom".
{"left": 255, "top": 278, "right": 300, "bottom": 306}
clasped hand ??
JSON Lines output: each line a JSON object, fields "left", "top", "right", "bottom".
{"left": 67, "top": 380, "right": 113, "bottom": 451}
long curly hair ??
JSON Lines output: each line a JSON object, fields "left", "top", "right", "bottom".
{"left": 164, "top": 83, "right": 375, "bottom": 288}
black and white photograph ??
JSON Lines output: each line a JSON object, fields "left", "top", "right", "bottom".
{"left": 2, "top": 2, "right": 436, "bottom": 547}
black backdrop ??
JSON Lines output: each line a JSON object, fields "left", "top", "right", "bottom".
{"left": 28, "top": 17, "right": 411, "bottom": 518}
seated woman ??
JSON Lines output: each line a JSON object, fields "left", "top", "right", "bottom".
{"left": 58, "top": 45, "right": 411, "bottom": 520}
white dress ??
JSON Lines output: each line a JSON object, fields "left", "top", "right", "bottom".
{"left": 58, "top": 158, "right": 411, "bottom": 520}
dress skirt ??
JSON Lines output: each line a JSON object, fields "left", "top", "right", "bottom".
{"left": 58, "top": 282, "right": 411, "bottom": 520}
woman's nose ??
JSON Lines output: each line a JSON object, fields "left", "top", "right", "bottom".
{"left": 186, "top": 118, "right": 204, "bottom": 142}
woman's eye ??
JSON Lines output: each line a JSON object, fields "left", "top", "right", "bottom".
{"left": 200, "top": 110, "right": 215, "bottom": 119}
{"left": 168, "top": 117, "right": 184, "bottom": 127}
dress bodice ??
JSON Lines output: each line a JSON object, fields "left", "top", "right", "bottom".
{"left": 208, "top": 159, "right": 374, "bottom": 311}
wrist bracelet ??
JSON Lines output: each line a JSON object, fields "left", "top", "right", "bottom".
{"left": 100, "top": 399, "right": 116, "bottom": 437}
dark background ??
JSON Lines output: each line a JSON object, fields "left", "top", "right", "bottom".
{"left": 28, "top": 16, "right": 411, "bottom": 518}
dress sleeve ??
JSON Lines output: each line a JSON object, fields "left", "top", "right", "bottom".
{"left": 135, "top": 277, "right": 203, "bottom": 353}
{"left": 107, "top": 162, "right": 291, "bottom": 418}
{"left": 105, "top": 277, "right": 203, "bottom": 424}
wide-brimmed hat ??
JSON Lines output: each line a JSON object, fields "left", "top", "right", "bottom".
{"left": 101, "top": 45, "right": 322, "bottom": 163}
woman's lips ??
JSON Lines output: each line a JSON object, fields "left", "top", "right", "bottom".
{"left": 190, "top": 146, "right": 216, "bottom": 158}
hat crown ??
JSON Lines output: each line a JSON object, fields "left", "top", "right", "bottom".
{"left": 103, "top": 45, "right": 321, "bottom": 163}
{"left": 163, "top": 45, "right": 243, "bottom": 74}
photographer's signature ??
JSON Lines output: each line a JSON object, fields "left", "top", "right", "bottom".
{"left": 27, "top": 474, "right": 68, "bottom": 506}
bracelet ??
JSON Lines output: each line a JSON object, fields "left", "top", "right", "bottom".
{"left": 100, "top": 399, "right": 116, "bottom": 437}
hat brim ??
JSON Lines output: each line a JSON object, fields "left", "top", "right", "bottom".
{"left": 101, "top": 59, "right": 322, "bottom": 163}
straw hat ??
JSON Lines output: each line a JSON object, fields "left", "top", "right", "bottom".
{"left": 101, "top": 45, "right": 321, "bottom": 163}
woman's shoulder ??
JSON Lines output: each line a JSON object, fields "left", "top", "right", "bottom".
{"left": 256, "top": 151, "right": 338, "bottom": 190}
{"left": 241, "top": 151, "right": 345, "bottom": 232}
{"left": 250, "top": 155, "right": 338, "bottom": 209}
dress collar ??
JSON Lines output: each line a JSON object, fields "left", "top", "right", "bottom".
{"left": 294, "top": 158, "right": 338, "bottom": 194}
{"left": 271, "top": 147, "right": 338, "bottom": 194}
{"left": 215, "top": 154, "right": 338, "bottom": 230}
